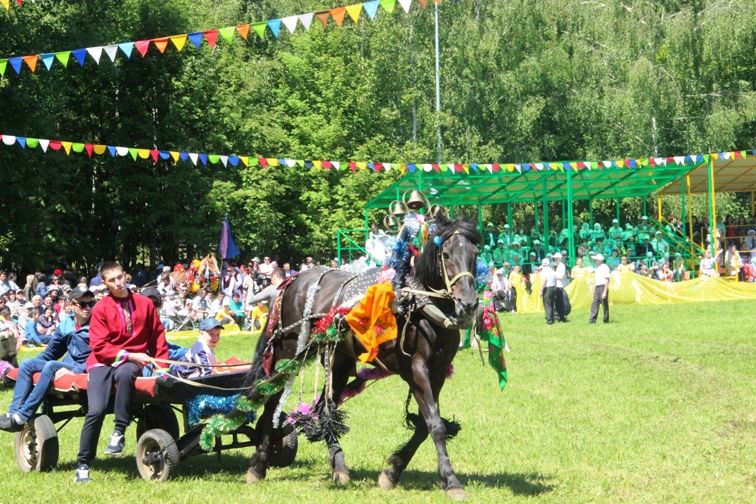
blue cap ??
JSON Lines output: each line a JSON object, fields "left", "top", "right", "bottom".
{"left": 199, "top": 318, "right": 224, "bottom": 331}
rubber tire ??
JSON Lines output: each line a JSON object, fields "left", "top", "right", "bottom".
{"left": 136, "top": 428, "right": 180, "bottom": 482}
{"left": 269, "top": 421, "right": 298, "bottom": 468}
{"left": 136, "top": 404, "right": 180, "bottom": 441}
{"left": 14, "top": 415, "right": 59, "bottom": 472}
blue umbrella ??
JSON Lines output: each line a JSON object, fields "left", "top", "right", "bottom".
{"left": 218, "top": 217, "right": 241, "bottom": 259}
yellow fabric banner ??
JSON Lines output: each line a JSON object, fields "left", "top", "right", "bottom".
{"left": 514, "top": 270, "right": 756, "bottom": 314}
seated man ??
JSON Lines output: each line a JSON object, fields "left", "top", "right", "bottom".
{"left": 0, "top": 288, "right": 94, "bottom": 431}
{"left": 170, "top": 318, "right": 223, "bottom": 379}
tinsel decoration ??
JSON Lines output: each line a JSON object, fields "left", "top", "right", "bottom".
{"left": 275, "top": 358, "right": 303, "bottom": 375}
{"left": 0, "top": 360, "right": 12, "bottom": 382}
{"left": 199, "top": 413, "right": 246, "bottom": 451}
{"left": 287, "top": 400, "right": 350, "bottom": 443}
{"left": 405, "top": 412, "right": 461, "bottom": 440}
{"left": 475, "top": 257, "right": 491, "bottom": 290}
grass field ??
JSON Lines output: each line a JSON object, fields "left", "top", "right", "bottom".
{"left": 1, "top": 300, "right": 754, "bottom": 503}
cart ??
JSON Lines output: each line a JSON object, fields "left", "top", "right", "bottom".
{"left": 3, "top": 363, "right": 297, "bottom": 482}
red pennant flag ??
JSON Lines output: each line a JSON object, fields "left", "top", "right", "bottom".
{"left": 493, "top": 163, "right": 501, "bottom": 172}
{"left": 733, "top": 150, "right": 742, "bottom": 159}
{"left": 49, "top": 140, "right": 62, "bottom": 151}
{"left": 150, "top": 149, "right": 159, "bottom": 163}
{"left": 85, "top": 144, "right": 94, "bottom": 158}
{"left": 649, "top": 157, "right": 655, "bottom": 167}
{"left": 135, "top": 40, "right": 151, "bottom": 57}
{"left": 316, "top": 11, "right": 331, "bottom": 27}
{"left": 23, "top": 55, "right": 39, "bottom": 72}
{"left": 236, "top": 24, "right": 250, "bottom": 40}
{"left": 349, "top": 161, "right": 357, "bottom": 172}
{"left": 330, "top": 7, "right": 346, "bottom": 26}
{"left": 204, "top": 30, "right": 219, "bottom": 48}
{"left": 322, "top": 160, "right": 333, "bottom": 169}
{"left": 258, "top": 157, "right": 267, "bottom": 168}
{"left": 665, "top": 156, "right": 674, "bottom": 163}
{"left": 454, "top": 163, "right": 463, "bottom": 173}
{"left": 432, "top": 163, "right": 440, "bottom": 172}
{"left": 577, "top": 161, "right": 585, "bottom": 170}
{"left": 152, "top": 37, "right": 169, "bottom": 53}
{"left": 373, "top": 162, "right": 383, "bottom": 171}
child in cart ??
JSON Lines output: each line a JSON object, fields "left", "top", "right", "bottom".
{"left": 169, "top": 318, "right": 223, "bottom": 379}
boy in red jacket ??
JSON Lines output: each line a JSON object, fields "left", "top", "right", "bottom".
{"left": 75, "top": 262, "right": 169, "bottom": 484}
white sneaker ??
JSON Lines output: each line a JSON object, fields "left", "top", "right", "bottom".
{"left": 104, "top": 431, "right": 125, "bottom": 455}
{"left": 74, "top": 464, "right": 90, "bottom": 483}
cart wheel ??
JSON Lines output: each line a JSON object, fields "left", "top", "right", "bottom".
{"left": 137, "top": 404, "right": 180, "bottom": 441}
{"left": 136, "top": 428, "right": 180, "bottom": 482}
{"left": 269, "top": 424, "right": 298, "bottom": 468}
{"left": 14, "top": 415, "right": 59, "bottom": 472}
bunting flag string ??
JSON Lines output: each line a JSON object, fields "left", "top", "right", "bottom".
{"left": 1, "top": 0, "right": 24, "bottom": 11}
{"left": 0, "top": 0, "right": 431, "bottom": 78}
{"left": 0, "top": 132, "right": 752, "bottom": 177}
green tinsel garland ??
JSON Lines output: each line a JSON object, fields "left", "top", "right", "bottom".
{"left": 310, "top": 325, "right": 342, "bottom": 343}
{"left": 275, "top": 358, "right": 303, "bottom": 375}
{"left": 199, "top": 412, "right": 246, "bottom": 451}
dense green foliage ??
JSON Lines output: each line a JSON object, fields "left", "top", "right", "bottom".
{"left": 0, "top": 0, "right": 754, "bottom": 272}
{"left": 1, "top": 301, "right": 754, "bottom": 501}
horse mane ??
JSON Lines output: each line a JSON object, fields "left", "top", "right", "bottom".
{"left": 413, "top": 215, "right": 482, "bottom": 289}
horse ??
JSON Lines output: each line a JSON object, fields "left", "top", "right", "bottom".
{"left": 243, "top": 213, "right": 481, "bottom": 500}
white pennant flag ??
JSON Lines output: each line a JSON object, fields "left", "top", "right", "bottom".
{"left": 38, "top": 139, "right": 50, "bottom": 152}
{"left": 423, "top": 163, "right": 433, "bottom": 172}
{"left": 285, "top": 158, "right": 297, "bottom": 168}
{"left": 383, "top": 163, "right": 392, "bottom": 172}
{"left": 104, "top": 45, "right": 119, "bottom": 62}
{"left": 86, "top": 46, "right": 103, "bottom": 64}
{"left": 281, "top": 15, "right": 299, "bottom": 33}
{"left": 299, "top": 12, "right": 314, "bottom": 30}
{"left": 535, "top": 163, "right": 544, "bottom": 171}
{"left": 332, "top": 161, "right": 341, "bottom": 171}
{"left": 398, "top": 0, "right": 412, "bottom": 13}
{"left": 673, "top": 156, "right": 684, "bottom": 165}
{"left": 2, "top": 135, "right": 16, "bottom": 146}
{"left": 603, "top": 161, "right": 612, "bottom": 168}
{"left": 188, "top": 153, "right": 198, "bottom": 165}
{"left": 220, "top": 155, "right": 228, "bottom": 167}
{"left": 721, "top": 151, "right": 731, "bottom": 160}
{"left": 116, "top": 147, "right": 129, "bottom": 156}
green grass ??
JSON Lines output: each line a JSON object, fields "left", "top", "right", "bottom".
{"left": 1, "top": 300, "right": 754, "bottom": 503}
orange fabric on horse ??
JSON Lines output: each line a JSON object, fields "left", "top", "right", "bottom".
{"left": 344, "top": 282, "right": 398, "bottom": 363}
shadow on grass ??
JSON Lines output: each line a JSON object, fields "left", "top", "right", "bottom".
{"left": 349, "top": 468, "right": 556, "bottom": 496}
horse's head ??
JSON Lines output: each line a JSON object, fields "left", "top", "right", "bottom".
{"left": 414, "top": 213, "right": 482, "bottom": 322}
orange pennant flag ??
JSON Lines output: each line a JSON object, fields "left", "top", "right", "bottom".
{"left": 315, "top": 11, "right": 331, "bottom": 27}
{"left": 152, "top": 37, "right": 170, "bottom": 54}
{"left": 345, "top": 4, "right": 362, "bottom": 23}
{"left": 236, "top": 23, "right": 250, "bottom": 40}
{"left": 330, "top": 6, "right": 346, "bottom": 26}
{"left": 418, "top": 0, "right": 428, "bottom": 7}
{"left": 23, "top": 55, "right": 39, "bottom": 73}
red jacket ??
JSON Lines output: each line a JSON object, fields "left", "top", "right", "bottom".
{"left": 86, "top": 292, "right": 169, "bottom": 370}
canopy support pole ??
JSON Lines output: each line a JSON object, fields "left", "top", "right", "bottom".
{"left": 615, "top": 198, "right": 621, "bottom": 222}
{"left": 680, "top": 175, "right": 687, "bottom": 239}
{"left": 657, "top": 195, "right": 663, "bottom": 222}
{"left": 507, "top": 203, "right": 513, "bottom": 244}
{"left": 543, "top": 180, "right": 549, "bottom": 250}
{"left": 686, "top": 175, "right": 694, "bottom": 245}
{"left": 589, "top": 199, "right": 594, "bottom": 227}
{"left": 534, "top": 199, "right": 540, "bottom": 239}
{"left": 708, "top": 155, "right": 718, "bottom": 260}
{"left": 567, "top": 172, "right": 575, "bottom": 267}
{"left": 751, "top": 190, "right": 754, "bottom": 216}
{"left": 477, "top": 205, "right": 483, "bottom": 233}
{"left": 642, "top": 197, "right": 647, "bottom": 218}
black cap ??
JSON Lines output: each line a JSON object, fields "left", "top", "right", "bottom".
{"left": 69, "top": 287, "right": 94, "bottom": 301}
{"left": 140, "top": 286, "right": 161, "bottom": 299}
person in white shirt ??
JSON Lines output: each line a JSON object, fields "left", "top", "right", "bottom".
{"left": 589, "top": 253, "right": 611, "bottom": 324}
{"left": 540, "top": 258, "right": 557, "bottom": 324}
{"left": 490, "top": 269, "right": 513, "bottom": 312}
{"left": 553, "top": 252, "right": 568, "bottom": 322}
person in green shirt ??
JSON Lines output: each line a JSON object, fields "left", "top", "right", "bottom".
{"left": 480, "top": 244, "right": 494, "bottom": 267}
{"left": 608, "top": 219, "right": 623, "bottom": 241}
{"left": 493, "top": 239, "right": 508, "bottom": 267}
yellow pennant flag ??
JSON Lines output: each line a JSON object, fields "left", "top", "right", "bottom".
{"left": 61, "top": 141, "right": 73, "bottom": 155}
{"left": 170, "top": 35, "right": 187, "bottom": 52}
{"left": 170, "top": 151, "right": 180, "bottom": 163}
{"left": 267, "top": 158, "right": 280, "bottom": 167}
{"left": 93, "top": 145, "right": 107, "bottom": 155}
{"left": 1, "top": 0, "right": 9, "bottom": 10}
{"left": 239, "top": 156, "right": 249, "bottom": 167}
{"left": 137, "top": 149, "right": 150, "bottom": 159}
{"left": 345, "top": 4, "right": 362, "bottom": 23}
{"left": 312, "top": 160, "right": 322, "bottom": 169}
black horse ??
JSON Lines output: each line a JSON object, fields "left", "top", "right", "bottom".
{"left": 244, "top": 214, "right": 481, "bottom": 500}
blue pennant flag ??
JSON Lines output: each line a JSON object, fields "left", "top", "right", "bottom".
{"left": 159, "top": 151, "right": 170, "bottom": 160}
{"left": 364, "top": 0, "right": 380, "bottom": 19}
{"left": 180, "top": 151, "right": 189, "bottom": 162}
{"left": 17, "top": 137, "right": 26, "bottom": 148}
{"left": 9, "top": 57, "right": 23, "bottom": 75}
{"left": 228, "top": 155, "right": 240, "bottom": 167}
{"left": 268, "top": 19, "right": 282, "bottom": 38}
{"left": 199, "top": 153, "right": 208, "bottom": 166}
{"left": 40, "top": 54, "right": 55, "bottom": 71}
{"left": 118, "top": 42, "right": 134, "bottom": 59}
{"left": 218, "top": 217, "right": 241, "bottom": 259}
{"left": 71, "top": 49, "right": 87, "bottom": 66}
{"left": 188, "top": 32, "right": 204, "bottom": 49}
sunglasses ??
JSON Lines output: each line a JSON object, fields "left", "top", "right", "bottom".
{"left": 75, "top": 301, "right": 96, "bottom": 309}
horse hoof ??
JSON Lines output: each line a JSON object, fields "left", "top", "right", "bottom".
{"left": 332, "top": 470, "right": 350, "bottom": 485}
{"left": 446, "top": 487, "right": 467, "bottom": 501}
{"left": 246, "top": 469, "right": 264, "bottom": 484}
{"left": 378, "top": 470, "right": 396, "bottom": 490}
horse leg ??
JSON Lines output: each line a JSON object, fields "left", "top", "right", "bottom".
{"left": 322, "top": 354, "right": 353, "bottom": 485}
{"left": 378, "top": 414, "right": 428, "bottom": 490}
{"left": 408, "top": 360, "right": 465, "bottom": 500}
{"left": 246, "top": 392, "right": 281, "bottom": 483}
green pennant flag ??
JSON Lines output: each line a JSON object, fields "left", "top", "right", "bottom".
{"left": 208, "top": 154, "right": 220, "bottom": 164}
{"left": 26, "top": 138, "right": 39, "bottom": 148}
{"left": 380, "top": 0, "right": 396, "bottom": 14}
{"left": 296, "top": 160, "right": 305, "bottom": 167}
{"left": 219, "top": 26, "right": 236, "bottom": 43}
{"left": 252, "top": 21, "right": 267, "bottom": 39}
{"left": 128, "top": 148, "right": 138, "bottom": 161}
{"left": 248, "top": 158, "right": 259, "bottom": 167}
{"left": 0, "top": 59, "right": 6, "bottom": 76}
{"left": 55, "top": 51, "right": 71, "bottom": 67}
{"left": 71, "top": 143, "right": 85, "bottom": 153}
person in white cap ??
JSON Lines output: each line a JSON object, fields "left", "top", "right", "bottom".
{"left": 540, "top": 258, "right": 557, "bottom": 324}
{"left": 589, "top": 253, "right": 611, "bottom": 324}
{"left": 553, "top": 252, "right": 568, "bottom": 322}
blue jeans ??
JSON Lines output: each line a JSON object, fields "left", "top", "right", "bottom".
{"left": 9, "top": 358, "right": 77, "bottom": 422}
{"left": 24, "top": 322, "right": 51, "bottom": 346}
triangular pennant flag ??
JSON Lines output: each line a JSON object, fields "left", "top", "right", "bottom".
{"left": 199, "top": 153, "right": 208, "bottom": 166}
{"left": 137, "top": 148, "right": 150, "bottom": 159}
{"left": 345, "top": 4, "right": 362, "bottom": 23}
{"left": 418, "top": 0, "right": 428, "bottom": 8}
{"left": 93, "top": 144, "right": 107, "bottom": 155}
{"left": 1, "top": 0, "right": 8, "bottom": 10}
{"left": 1, "top": 135, "right": 16, "bottom": 146}
{"left": 330, "top": 7, "right": 346, "bottom": 26}
{"left": 107, "top": 146, "right": 117, "bottom": 157}
{"left": 116, "top": 146, "right": 129, "bottom": 156}
{"left": 239, "top": 156, "right": 249, "bottom": 167}
{"left": 332, "top": 161, "right": 341, "bottom": 170}
{"left": 299, "top": 13, "right": 314, "bottom": 30}
{"left": 150, "top": 149, "right": 159, "bottom": 163}
{"left": 208, "top": 154, "right": 220, "bottom": 164}
{"left": 316, "top": 11, "right": 331, "bottom": 27}
{"left": 118, "top": 42, "right": 134, "bottom": 59}
{"left": 23, "top": 55, "right": 39, "bottom": 72}
{"left": 236, "top": 24, "right": 250, "bottom": 40}
{"left": 152, "top": 38, "right": 169, "bottom": 53}
{"left": 39, "top": 139, "right": 49, "bottom": 152}
{"left": 71, "top": 142, "right": 85, "bottom": 153}
{"left": 61, "top": 141, "right": 72, "bottom": 155}
{"left": 220, "top": 155, "right": 228, "bottom": 167}
{"left": 9, "top": 57, "right": 23, "bottom": 74}
{"left": 54, "top": 51, "right": 71, "bottom": 67}
{"left": 189, "top": 153, "right": 199, "bottom": 165}
{"left": 364, "top": 1, "right": 380, "bottom": 19}
{"left": 188, "top": 32, "right": 204, "bottom": 48}
{"left": 179, "top": 152, "right": 189, "bottom": 162}
{"left": 40, "top": 54, "right": 55, "bottom": 71}
{"left": 170, "top": 35, "right": 187, "bottom": 52}
{"left": 398, "top": 0, "right": 411, "bottom": 13}
{"left": 128, "top": 148, "right": 138, "bottom": 160}
{"left": 0, "top": 59, "right": 6, "bottom": 76}
{"left": 203, "top": 30, "right": 219, "bottom": 48}
{"left": 86, "top": 46, "right": 103, "bottom": 64}
{"left": 159, "top": 151, "right": 170, "bottom": 160}
{"left": 252, "top": 22, "right": 267, "bottom": 39}
{"left": 71, "top": 49, "right": 87, "bottom": 66}
{"left": 104, "top": 45, "right": 118, "bottom": 62}
{"left": 281, "top": 15, "right": 299, "bottom": 33}
{"left": 380, "top": 0, "right": 396, "bottom": 14}
{"left": 169, "top": 151, "right": 179, "bottom": 163}
{"left": 26, "top": 138, "right": 39, "bottom": 148}
{"left": 219, "top": 26, "right": 236, "bottom": 43}
{"left": 267, "top": 19, "right": 282, "bottom": 38}
{"left": 134, "top": 40, "right": 151, "bottom": 57}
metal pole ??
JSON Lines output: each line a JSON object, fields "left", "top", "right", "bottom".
{"left": 680, "top": 175, "right": 687, "bottom": 238}
{"left": 567, "top": 172, "right": 575, "bottom": 267}
{"left": 657, "top": 195, "right": 663, "bottom": 222}
{"left": 615, "top": 198, "right": 621, "bottom": 222}
{"left": 589, "top": 199, "right": 593, "bottom": 226}
{"left": 433, "top": 0, "right": 442, "bottom": 164}
{"left": 708, "top": 155, "right": 717, "bottom": 259}
{"left": 543, "top": 180, "right": 549, "bottom": 251}
{"left": 477, "top": 205, "right": 483, "bottom": 233}
{"left": 686, "top": 175, "right": 694, "bottom": 245}
{"left": 642, "top": 197, "right": 647, "bottom": 218}
{"left": 507, "top": 202, "right": 513, "bottom": 244}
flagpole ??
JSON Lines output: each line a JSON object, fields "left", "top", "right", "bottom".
{"left": 434, "top": 0, "right": 442, "bottom": 164}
